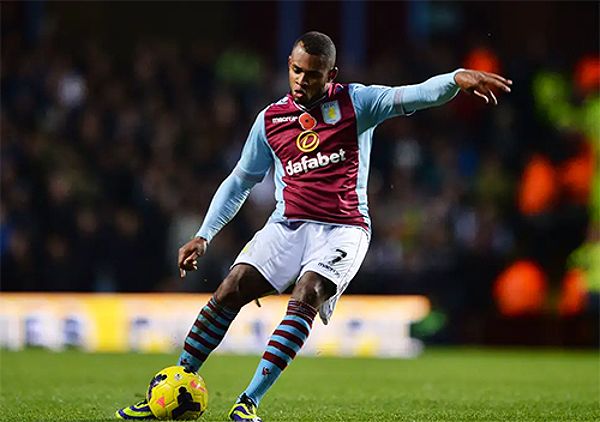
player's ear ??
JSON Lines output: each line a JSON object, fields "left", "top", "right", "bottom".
{"left": 328, "top": 66, "right": 338, "bottom": 82}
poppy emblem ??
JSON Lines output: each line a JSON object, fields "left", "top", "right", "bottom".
{"left": 299, "top": 112, "right": 317, "bottom": 130}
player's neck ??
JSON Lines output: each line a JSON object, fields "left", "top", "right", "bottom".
{"left": 292, "top": 84, "right": 331, "bottom": 110}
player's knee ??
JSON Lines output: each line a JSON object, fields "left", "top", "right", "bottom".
{"left": 215, "top": 275, "right": 246, "bottom": 310}
{"left": 293, "top": 274, "right": 336, "bottom": 308}
{"left": 214, "top": 265, "right": 262, "bottom": 309}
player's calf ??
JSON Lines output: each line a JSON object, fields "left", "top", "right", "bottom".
{"left": 238, "top": 300, "right": 318, "bottom": 406}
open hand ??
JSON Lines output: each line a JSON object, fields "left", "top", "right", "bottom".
{"left": 178, "top": 237, "right": 208, "bottom": 278}
{"left": 454, "top": 70, "right": 512, "bottom": 105}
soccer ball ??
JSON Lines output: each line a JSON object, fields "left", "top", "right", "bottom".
{"left": 146, "top": 366, "right": 208, "bottom": 420}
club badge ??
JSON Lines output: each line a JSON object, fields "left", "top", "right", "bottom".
{"left": 321, "top": 101, "right": 341, "bottom": 125}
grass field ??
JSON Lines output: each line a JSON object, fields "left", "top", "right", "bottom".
{"left": 0, "top": 348, "right": 598, "bottom": 421}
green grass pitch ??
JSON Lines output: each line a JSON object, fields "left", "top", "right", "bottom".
{"left": 0, "top": 348, "right": 598, "bottom": 421}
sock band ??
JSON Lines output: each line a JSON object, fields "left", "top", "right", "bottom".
{"left": 288, "top": 300, "right": 318, "bottom": 321}
{"left": 178, "top": 296, "right": 238, "bottom": 372}
{"left": 272, "top": 329, "right": 303, "bottom": 347}
{"left": 267, "top": 340, "right": 297, "bottom": 359}
{"left": 207, "top": 298, "right": 238, "bottom": 319}
{"left": 262, "top": 351, "right": 287, "bottom": 370}
{"left": 200, "top": 309, "right": 229, "bottom": 331}
{"left": 280, "top": 319, "right": 310, "bottom": 337}
{"left": 193, "top": 319, "right": 221, "bottom": 340}
{"left": 188, "top": 330, "right": 217, "bottom": 349}
{"left": 183, "top": 342, "right": 208, "bottom": 362}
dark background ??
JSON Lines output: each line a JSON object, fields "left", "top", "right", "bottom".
{"left": 2, "top": 1, "right": 598, "bottom": 345}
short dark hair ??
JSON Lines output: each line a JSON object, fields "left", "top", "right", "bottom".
{"left": 293, "top": 31, "right": 336, "bottom": 68}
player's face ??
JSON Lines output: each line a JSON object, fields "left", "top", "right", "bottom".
{"left": 288, "top": 45, "right": 337, "bottom": 105}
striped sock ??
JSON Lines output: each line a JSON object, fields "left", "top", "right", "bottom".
{"left": 243, "top": 300, "right": 317, "bottom": 406}
{"left": 178, "top": 296, "right": 238, "bottom": 372}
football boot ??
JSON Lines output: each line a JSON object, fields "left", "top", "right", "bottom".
{"left": 228, "top": 393, "right": 262, "bottom": 422}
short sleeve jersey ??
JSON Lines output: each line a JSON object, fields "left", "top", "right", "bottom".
{"left": 235, "top": 83, "right": 404, "bottom": 231}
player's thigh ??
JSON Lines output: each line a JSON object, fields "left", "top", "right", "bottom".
{"left": 301, "top": 225, "right": 369, "bottom": 323}
{"left": 232, "top": 222, "right": 304, "bottom": 294}
{"left": 300, "top": 225, "right": 370, "bottom": 291}
{"left": 214, "top": 264, "right": 273, "bottom": 308}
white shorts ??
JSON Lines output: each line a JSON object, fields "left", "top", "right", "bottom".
{"left": 233, "top": 221, "right": 370, "bottom": 324}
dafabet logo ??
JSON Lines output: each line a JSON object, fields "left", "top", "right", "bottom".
{"left": 285, "top": 149, "right": 347, "bottom": 176}
{"left": 296, "top": 130, "right": 319, "bottom": 153}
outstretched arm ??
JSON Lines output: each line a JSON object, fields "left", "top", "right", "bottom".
{"left": 350, "top": 69, "right": 512, "bottom": 131}
{"left": 399, "top": 69, "right": 512, "bottom": 113}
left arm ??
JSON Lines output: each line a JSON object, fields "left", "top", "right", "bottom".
{"left": 399, "top": 69, "right": 513, "bottom": 113}
{"left": 351, "top": 69, "right": 512, "bottom": 131}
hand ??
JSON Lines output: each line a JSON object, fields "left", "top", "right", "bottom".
{"left": 454, "top": 70, "right": 512, "bottom": 105}
{"left": 178, "top": 237, "right": 208, "bottom": 278}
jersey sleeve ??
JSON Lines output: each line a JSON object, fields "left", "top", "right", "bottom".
{"left": 194, "top": 172, "right": 254, "bottom": 243}
{"left": 194, "top": 109, "right": 273, "bottom": 243}
{"left": 234, "top": 109, "right": 273, "bottom": 182}
{"left": 348, "top": 83, "right": 404, "bottom": 133}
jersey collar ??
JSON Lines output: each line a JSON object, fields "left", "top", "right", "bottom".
{"left": 288, "top": 83, "right": 334, "bottom": 111}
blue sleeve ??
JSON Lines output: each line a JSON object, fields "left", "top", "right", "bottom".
{"left": 349, "top": 69, "right": 462, "bottom": 133}
{"left": 195, "top": 110, "right": 273, "bottom": 243}
{"left": 398, "top": 70, "right": 462, "bottom": 114}
{"left": 349, "top": 84, "right": 403, "bottom": 134}
{"left": 235, "top": 109, "right": 273, "bottom": 182}
{"left": 194, "top": 172, "right": 255, "bottom": 243}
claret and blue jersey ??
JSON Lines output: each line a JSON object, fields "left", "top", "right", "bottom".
{"left": 234, "top": 82, "right": 405, "bottom": 232}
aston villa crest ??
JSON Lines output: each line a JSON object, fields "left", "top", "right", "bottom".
{"left": 321, "top": 101, "right": 341, "bottom": 125}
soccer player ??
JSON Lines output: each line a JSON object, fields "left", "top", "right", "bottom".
{"left": 116, "top": 31, "right": 511, "bottom": 421}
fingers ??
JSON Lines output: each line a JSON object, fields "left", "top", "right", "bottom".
{"left": 183, "top": 256, "right": 198, "bottom": 270}
{"left": 180, "top": 252, "right": 198, "bottom": 270}
{"left": 473, "top": 90, "right": 489, "bottom": 104}
{"left": 473, "top": 71, "right": 512, "bottom": 93}
{"left": 475, "top": 74, "right": 512, "bottom": 105}
{"left": 463, "top": 70, "right": 512, "bottom": 105}
{"left": 484, "top": 73, "right": 512, "bottom": 93}
{"left": 474, "top": 88, "right": 499, "bottom": 106}
{"left": 177, "top": 248, "right": 187, "bottom": 271}
{"left": 478, "top": 76, "right": 510, "bottom": 93}
{"left": 482, "top": 71, "right": 513, "bottom": 86}
{"left": 491, "top": 79, "right": 511, "bottom": 93}
{"left": 178, "top": 249, "right": 195, "bottom": 270}
{"left": 179, "top": 257, "right": 197, "bottom": 278}
{"left": 178, "top": 239, "right": 205, "bottom": 278}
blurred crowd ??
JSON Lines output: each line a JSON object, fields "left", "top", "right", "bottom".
{"left": 1, "top": 3, "right": 597, "bottom": 319}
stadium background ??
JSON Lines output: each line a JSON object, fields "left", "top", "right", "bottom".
{"left": 1, "top": 0, "right": 599, "bottom": 350}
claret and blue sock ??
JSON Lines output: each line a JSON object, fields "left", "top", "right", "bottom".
{"left": 242, "top": 299, "right": 317, "bottom": 406}
{"left": 178, "top": 296, "right": 239, "bottom": 372}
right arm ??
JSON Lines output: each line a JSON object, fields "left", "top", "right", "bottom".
{"left": 178, "top": 110, "right": 273, "bottom": 277}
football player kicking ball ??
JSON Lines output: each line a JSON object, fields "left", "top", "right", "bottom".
{"left": 116, "top": 31, "right": 511, "bottom": 421}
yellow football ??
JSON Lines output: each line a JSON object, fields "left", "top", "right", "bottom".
{"left": 146, "top": 366, "right": 208, "bottom": 420}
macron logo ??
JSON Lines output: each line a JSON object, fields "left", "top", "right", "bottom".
{"left": 272, "top": 116, "right": 298, "bottom": 124}
{"left": 285, "top": 149, "right": 346, "bottom": 176}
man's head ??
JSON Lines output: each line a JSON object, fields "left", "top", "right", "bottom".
{"left": 288, "top": 31, "right": 338, "bottom": 105}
